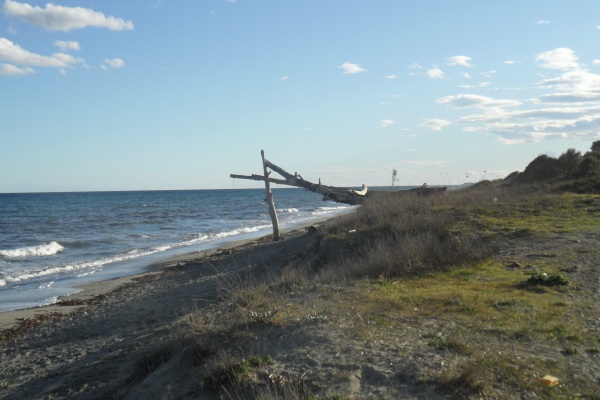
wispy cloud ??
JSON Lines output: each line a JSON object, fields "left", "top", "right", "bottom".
{"left": 534, "top": 20, "right": 552, "bottom": 25}
{"left": 418, "top": 118, "right": 451, "bottom": 131}
{"left": 536, "top": 69, "right": 600, "bottom": 103}
{"left": 54, "top": 40, "right": 80, "bottom": 52}
{"left": 3, "top": 0, "right": 134, "bottom": 31}
{"left": 385, "top": 74, "right": 397, "bottom": 79}
{"left": 0, "top": 62, "right": 34, "bottom": 75}
{"left": 433, "top": 48, "right": 600, "bottom": 144}
{"left": 459, "top": 82, "right": 491, "bottom": 89}
{"left": 446, "top": 55, "right": 474, "bottom": 67}
{"left": 0, "top": 37, "right": 83, "bottom": 68}
{"left": 338, "top": 61, "right": 366, "bottom": 74}
{"left": 426, "top": 65, "right": 444, "bottom": 79}
{"left": 379, "top": 119, "right": 395, "bottom": 128}
{"left": 536, "top": 48, "right": 579, "bottom": 70}
{"left": 101, "top": 57, "right": 125, "bottom": 69}
{"left": 437, "top": 94, "right": 522, "bottom": 109}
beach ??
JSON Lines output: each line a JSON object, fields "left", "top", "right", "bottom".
{"left": 0, "top": 189, "right": 354, "bottom": 313}
{"left": 0, "top": 218, "right": 337, "bottom": 399}
{"left": 2, "top": 189, "right": 599, "bottom": 399}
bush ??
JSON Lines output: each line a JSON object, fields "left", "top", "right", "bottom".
{"left": 525, "top": 272, "right": 570, "bottom": 287}
{"left": 312, "top": 189, "right": 495, "bottom": 280}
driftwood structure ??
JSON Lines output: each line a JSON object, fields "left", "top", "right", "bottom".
{"left": 231, "top": 150, "right": 368, "bottom": 241}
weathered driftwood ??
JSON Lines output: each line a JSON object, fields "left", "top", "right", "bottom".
{"left": 261, "top": 150, "right": 280, "bottom": 241}
{"left": 230, "top": 156, "right": 368, "bottom": 206}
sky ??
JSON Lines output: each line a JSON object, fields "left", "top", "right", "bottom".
{"left": 2, "top": 0, "right": 600, "bottom": 193}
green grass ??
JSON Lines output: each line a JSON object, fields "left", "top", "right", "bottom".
{"left": 348, "top": 260, "right": 579, "bottom": 343}
{"left": 450, "top": 193, "right": 600, "bottom": 237}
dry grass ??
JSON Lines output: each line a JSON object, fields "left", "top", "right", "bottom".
{"left": 312, "top": 188, "right": 500, "bottom": 281}
{"left": 184, "top": 184, "right": 600, "bottom": 398}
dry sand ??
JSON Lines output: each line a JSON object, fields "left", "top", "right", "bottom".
{"left": 0, "top": 220, "right": 336, "bottom": 399}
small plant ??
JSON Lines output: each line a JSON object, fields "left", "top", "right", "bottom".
{"left": 249, "top": 309, "right": 279, "bottom": 324}
{"left": 525, "top": 272, "right": 570, "bottom": 287}
{"left": 203, "top": 353, "right": 275, "bottom": 389}
{"left": 429, "top": 334, "right": 473, "bottom": 355}
{"left": 297, "top": 309, "right": 328, "bottom": 325}
{"left": 562, "top": 347, "right": 581, "bottom": 356}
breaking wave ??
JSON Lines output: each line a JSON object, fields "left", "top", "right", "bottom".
{"left": 0, "top": 241, "right": 64, "bottom": 258}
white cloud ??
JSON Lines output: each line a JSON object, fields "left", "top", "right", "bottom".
{"left": 437, "top": 94, "right": 522, "bottom": 109}
{"left": 385, "top": 74, "right": 397, "bottom": 79}
{"left": 418, "top": 118, "right": 451, "bottom": 131}
{"left": 279, "top": 76, "right": 289, "bottom": 80}
{"left": 536, "top": 69, "right": 600, "bottom": 103}
{"left": 534, "top": 20, "right": 552, "bottom": 24}
{"left": 54, "top": 40, "right": 80, "bottom": 52}
{"left": 338, "top": 62, "right": 366, "bottom": 74}
{"left": 459, "top": 82, "right": 491, "bottom": 89}
{"left": 3, "top": 0, "right": 134, "bottom": 32}
{"left": 426, "top": 65, "right": 444, "bottom": 79}
{"left": 379, "top": 119, "right": 395, "bottom": 128}
{"left": 419, "top": 47, "right": 600, "bottom": 144}
{"left": 102, "top": 58, "right": 125, "bottom": 69}
{"left": 481, "top": 70, "right": 497, "bottom": 79}
{"left": 536, "top": 48, "right": 579, "bottom": 70}
{"left": 0, "top": 62, "right": 34, "bottom": 75}
{"left": 446, "top": 55, "right": 474, "bottom": 67}
{"left": 0, "top": 37, "right": 83, "bottom": 68}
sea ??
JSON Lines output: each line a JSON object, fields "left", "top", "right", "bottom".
{"left": 0, "top": 188, "right": 355, "bottom": 313}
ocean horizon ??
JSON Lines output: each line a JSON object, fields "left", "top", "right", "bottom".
{"left": 0, "top": 187, "right": 365, "bottom": 313}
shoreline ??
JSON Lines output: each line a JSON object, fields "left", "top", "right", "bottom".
{"left": 0, "top": 211, "right": 343, "bottom": 398}
{"left": 0, "top": 214, "right": 344, "bottom": 331}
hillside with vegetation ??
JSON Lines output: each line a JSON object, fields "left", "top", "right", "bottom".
{"left": 490, "top": 140, "right": 600, "bottom": 193}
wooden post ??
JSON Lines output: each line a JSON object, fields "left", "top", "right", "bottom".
{"left": 261, "top": 150, "right": 280, "bottom": 241}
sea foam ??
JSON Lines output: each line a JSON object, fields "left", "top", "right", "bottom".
{"left": 0, "top": 241, "right": 64, "bottom": 258}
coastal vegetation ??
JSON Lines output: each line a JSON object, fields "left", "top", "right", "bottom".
{"left": 1, "top": 141, "right": 599, "bottom": 399}
{"left": 185, "top": 141, "right": 600, "bottom": 399}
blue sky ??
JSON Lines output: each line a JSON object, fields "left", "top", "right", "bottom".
{"left": 2, "top": 1, "right": 600, "bottom": 193}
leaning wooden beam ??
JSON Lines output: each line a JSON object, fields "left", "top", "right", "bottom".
{"left": 264, "top": 158, "right": 367, "bottom": 205}
{"left": 229, "top": 174, "right": 289, "bottom": 186}
{"left": 230, "top": 155, "right": 368, "bottom": 205}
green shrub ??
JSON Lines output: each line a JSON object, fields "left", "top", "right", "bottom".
{"left": 525, "top": 272, "right": 570, "bottom": 287}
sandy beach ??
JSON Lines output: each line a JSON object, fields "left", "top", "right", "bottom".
{"left": 0, "top": 219, "right": 335, "bottom": 399}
